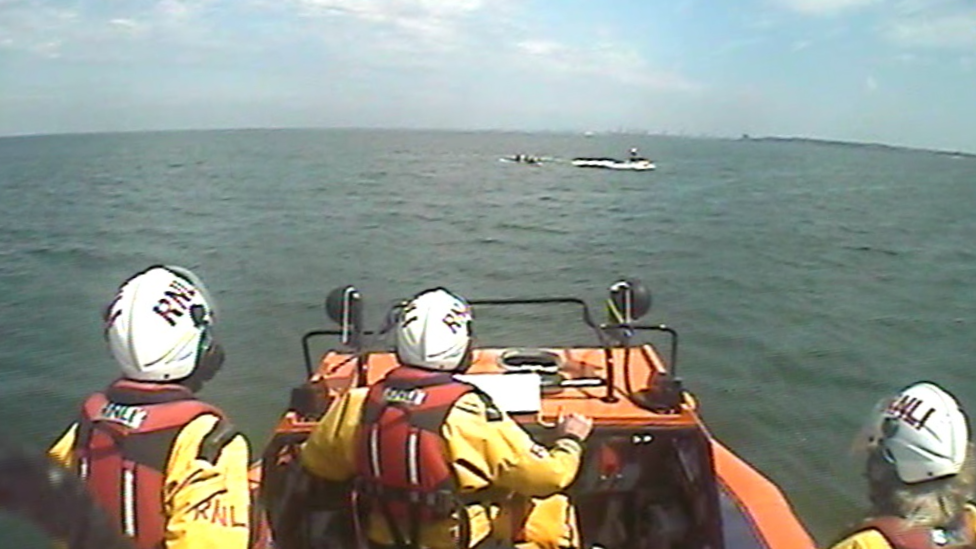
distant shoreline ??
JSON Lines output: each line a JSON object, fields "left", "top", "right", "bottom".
{"left": 1, "top": 127, "right": 974, "bottom": 159}
{"left": 738, "top": 134, "right": 976, "bottom": 159}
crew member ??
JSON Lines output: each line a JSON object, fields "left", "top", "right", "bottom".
{"left": 829, "top": 381, "right": 976, "bottom": 549}
{"left": 301, "top": 288, "right": 593, "bottom": 549}
{"left": 48, "top": 266, "right": 251, "bottom": 549}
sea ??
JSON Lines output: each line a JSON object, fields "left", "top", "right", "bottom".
{"left": 1, "top": 128, "right": 975, "bottom": 547}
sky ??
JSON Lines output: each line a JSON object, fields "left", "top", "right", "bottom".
{"left": 1, "top": 0, "right": 975, "bottom": 152}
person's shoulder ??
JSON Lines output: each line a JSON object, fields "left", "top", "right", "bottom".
{"left": 187, "top": 395, "right": 230, "bottom": 415}
{"left": 313, "top": 386, "right": 369, "bottom": 425}
{"left": 828, "top": 524, "right": 896, "bottom": 549}
{"left": 451, "top": 391, "right": 505, "bottom": 422}
{"left": 177, "top": 412, "right": 248, "bottom": 464}
{"left": 966, "top": 502, "right": 976, "bottom": 531}
{"left": 348, "top": 386, "right": 370, "bottom": 398}
{"left": 337, "top": 386, "right": 370, "bottom": 409}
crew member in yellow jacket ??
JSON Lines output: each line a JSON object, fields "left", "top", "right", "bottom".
{"left": 301, "top": 288, "right": 594, "bottom": 549}
{"left": 48, "top": 266, "right": 251, "bottom": 549}
{"left": 829, "top": 381, "right": 976, "bottom": 549}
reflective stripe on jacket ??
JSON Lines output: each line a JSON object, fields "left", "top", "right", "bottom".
{"left": 356, "top": 369, "right": 475, "bottom": 547}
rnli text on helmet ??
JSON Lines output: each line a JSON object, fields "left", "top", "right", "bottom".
{"left": 887, "top": 394, "right": 936, "bottom": 430}
{"left": 152, "top": 278, "right": 199, "bottom": 327}
{"left": 442, "top": 305, "right": 470, "bottom": 334}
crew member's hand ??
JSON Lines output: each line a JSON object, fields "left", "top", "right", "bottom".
{"left": 556, "top": 412, "right": 593, "bottom": 441}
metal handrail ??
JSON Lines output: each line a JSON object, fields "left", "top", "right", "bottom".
{"left": 299, "top": 297, "right": 680, "bottom": 401}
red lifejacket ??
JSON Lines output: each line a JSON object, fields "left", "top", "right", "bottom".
{"left": 72, "top": 379, "right": 230, "bottom": 549}
{"left": 354, "top": 367, "right": 474, "bottom": 546}
{"left": 858, "top": 515, "right": 976, "bottom": 549}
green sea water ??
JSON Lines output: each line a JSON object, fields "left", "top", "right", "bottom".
{"left": 2, "top": 129, "right": 975, "bottom": 546}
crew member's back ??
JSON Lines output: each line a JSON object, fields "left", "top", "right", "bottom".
{"left": 48, "top": 266, "right": 252, "bottom": 549}
{"left": 301, "top": 287, "right": 594, "bottom": 549}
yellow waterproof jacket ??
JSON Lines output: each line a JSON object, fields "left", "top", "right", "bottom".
{"left": 49, "top": 412, "right": 251, "bottom": 549}
{"left": 301, "top": 385, "right": 583, "bottom": 548}
{"left": 828, "top": 504, "right": 976, "bottom": 549}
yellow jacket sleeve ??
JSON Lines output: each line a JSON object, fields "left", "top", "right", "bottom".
{"left": 300, "top": 389, "right": 368, "bottom": 481}
{"left": 162, "top": 414, "right": 251, "bottom": 549}
{"left": 827, "top": 529, "right": 893, "bottom": 549}
{"left": 48, "top": 423, "right": 78, "bottom": 469}
{"left": 443, "top": 392, "right": 583, "bottom": 497}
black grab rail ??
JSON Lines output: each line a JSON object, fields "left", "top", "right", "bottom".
{"left": 300, "top": 296, "right": 680, "bottom": 404}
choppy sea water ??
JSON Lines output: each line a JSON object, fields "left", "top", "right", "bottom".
{"left": 2, "top": 129, "right": 975, "bottom": 546}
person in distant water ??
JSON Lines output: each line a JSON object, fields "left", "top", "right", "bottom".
{"left": 828, "top": 381, "right": 976, "bottom": 549}
{"left": 629, "top": 147, "right": 639, "bottom": 160}
{"left": 301, "top": 287, "right": 594, "bottom": 549}
{"left": 48, "top": 266, "right": 252, "bottom": 549}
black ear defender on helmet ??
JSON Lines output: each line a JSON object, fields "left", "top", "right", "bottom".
{"left": 168, "top": 265, "right": 224, "bottom": 384}
{"left": 185, "top": 303, "right": 225, "bottom": 389}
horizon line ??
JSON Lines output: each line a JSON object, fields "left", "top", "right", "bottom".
{"left": 1, "top": 125, "right": 973, "bottom": 157}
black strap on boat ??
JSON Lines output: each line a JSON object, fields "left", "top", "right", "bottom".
{"left": 456, "top": 500, "right": 471, "bottom": 549}
{"left": 357, "top": 481, "right": 471, "bottom": 549}
{"left": 408, "top": 500, "right": 421, "bottom": 549}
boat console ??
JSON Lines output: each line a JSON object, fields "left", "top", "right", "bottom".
{"left": 260, "top": 280, "right": 814, "bottom": 549}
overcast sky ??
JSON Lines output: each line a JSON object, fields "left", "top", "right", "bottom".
{"left": 2, "top": 0, "right": 974, "bottom": 151}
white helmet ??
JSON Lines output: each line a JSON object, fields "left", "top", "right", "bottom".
{"left": 396, "top": 288, "right": 472, "bottom": 372}
{"left": 104, "top": 266, "right": 217, "bottom": 382}
{"left": 864, "top": 382, "right": 969, "bottom": 484}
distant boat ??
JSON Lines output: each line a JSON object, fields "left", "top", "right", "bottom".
{"left": 571, "top": 157, "right": 656, "bottom": 171}
{"left": 584, "top": 130, "right": 595, "bottom": 138}
{"left": 500, "top": 154, "right": 544, "bottom": 165}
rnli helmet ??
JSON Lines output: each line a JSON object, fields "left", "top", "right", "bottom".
{"left": 396, "top": 288, "right": 472, "bottom": 372}
{"left": 105, "top": 266, "right": 219, "bottom": 382}
{"left": 864, "top": 382, "right": 969, "bottom": 484}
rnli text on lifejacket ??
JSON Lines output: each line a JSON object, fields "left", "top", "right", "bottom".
{"left": 382, "top": 387, "right": 427, "bottom": 406}
{"left": 97, "top": 402, "right": 148, "bottom": 429}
